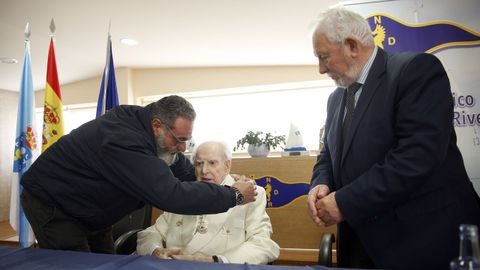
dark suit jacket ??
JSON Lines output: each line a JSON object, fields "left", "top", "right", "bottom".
{"left": 311, "top": 48, "right": 480, "bottom": 269}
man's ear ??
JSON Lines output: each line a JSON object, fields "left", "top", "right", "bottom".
{"left": 225, "top": 159, "right": 232, "bottom": 173}
{"left": 344, "top": 37, "right": 360, "bottom": 57}
{"left": 151, "top": 118, "right": 162, "bottom": 137}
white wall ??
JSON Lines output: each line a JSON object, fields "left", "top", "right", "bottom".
{"left": 0, "top": 89, "right": 19, "bottom": 222}
{"left": 1, "top": 65, "right": 323, "bottom": 222}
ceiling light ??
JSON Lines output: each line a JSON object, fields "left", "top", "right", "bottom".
{"left": 120, "top": 38, "right": 138, "bottom": 46}
{"left": 0, "top": 57, "right": 18, "bottom": 64}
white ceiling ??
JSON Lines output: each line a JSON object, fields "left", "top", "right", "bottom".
{"left": 0, "top": 0, "right": 340, "bottom": 92}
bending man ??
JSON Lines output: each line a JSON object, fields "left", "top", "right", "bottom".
{"left": 21, "top": 95, "right": 256, "bottom": 253}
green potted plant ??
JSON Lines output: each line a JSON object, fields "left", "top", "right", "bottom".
{"left": 234, "top": 131, "right": 286, "bottom": 157}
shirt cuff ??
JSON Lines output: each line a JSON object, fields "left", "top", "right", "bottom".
{"left": 217, "top": 254, "right": 229, "bottom": 263}
{"left": 150, "top": 245, "right": 162, "bottom": 256}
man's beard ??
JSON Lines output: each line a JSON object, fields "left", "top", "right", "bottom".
{"left": 156, "top": 131, "right": 178, "bottom": 166}
{"left": 332, "top": 58, "right": 362, "bottom": 88}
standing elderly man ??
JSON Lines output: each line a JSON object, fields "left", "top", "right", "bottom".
{"left": 307, "top": 6, "right": 480, "bottom": 269}
{"left": 21, "top": 95, "right": 256, "bottom": 254}
{"left": 137, "top": 141, "right": 280, "bottom": 264}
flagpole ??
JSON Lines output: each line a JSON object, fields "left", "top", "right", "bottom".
{"left": 50, "top": 18, "right": 56, "bottom": 38}
{"left": 19, "top": 22, "right": 31, "bottom": 248}
{"left": 24, "top": 22, "right": 30, "bottom": 47}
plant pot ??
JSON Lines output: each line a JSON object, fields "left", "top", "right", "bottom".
{"left": 247, "top": 144, "right": 269, "bottom": 157}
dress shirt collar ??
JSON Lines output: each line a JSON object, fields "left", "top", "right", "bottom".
{"left": 356, "top": 46, "right": 378, "bottom": 85}
{"left": 220, "top": 174, "right": 235, "bottom": 186}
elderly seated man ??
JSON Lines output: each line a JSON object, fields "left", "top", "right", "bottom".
{"left": 137, "top": 141, "right": 279, "bottom": 264}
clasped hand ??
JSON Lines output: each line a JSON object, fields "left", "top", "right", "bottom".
{"left": 307, "top": 184, "right": 343, "bottom": 226}
{"left": 152, "top": 248, "right": 216, "bottom": 262}
{"left": 152, "top": 247, "right": 181, "bottom": 259}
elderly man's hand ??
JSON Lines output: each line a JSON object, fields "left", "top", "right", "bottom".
{"left": 232, "top": 181, "right": 257, "bottom": 204}
{"left": 170, "top": 254, "right": 218, "bottom": 262}
{"left": 307, "top": 184, "right": 330, "bottom": 226}
{"left": 152, "top": 247, "right": 181, "bottom": 259}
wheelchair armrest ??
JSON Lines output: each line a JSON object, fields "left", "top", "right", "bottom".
{"left": 113, "top": 228, "right": 143, "bottom": 255}
{"left": 318, "top": 232, "right": 335, "bottom": 267}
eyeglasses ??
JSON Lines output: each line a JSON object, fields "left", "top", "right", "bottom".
{"left": 164, "top": 124, "right": 190, "bottom": 145}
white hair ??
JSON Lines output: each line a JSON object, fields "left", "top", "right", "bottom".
{"left": 191, "top": 141, "right": 232, "bottom": 164}
{"left": 312, "top": 6, "right": 374, "bottom": 47}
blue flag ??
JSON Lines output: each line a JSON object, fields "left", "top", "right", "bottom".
{"left": 96, "top": 36, "right": 119, "bottom": 118}
{"left": 11, "top": 40, "right": 38, "bottom": 247}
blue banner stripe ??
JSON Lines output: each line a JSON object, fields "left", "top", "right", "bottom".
{"left": 255, "top": 176, "right": 309, "bottom": 208}
{"left": 366, "top": 14, "right": 480, "bottom": 53}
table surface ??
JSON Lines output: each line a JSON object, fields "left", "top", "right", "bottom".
{"left": 0, "top": 246, "right": 346, "bottom": 270}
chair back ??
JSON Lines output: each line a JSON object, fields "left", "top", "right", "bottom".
{"left": 112, "top": 204, "right": 152, "bottom": 241}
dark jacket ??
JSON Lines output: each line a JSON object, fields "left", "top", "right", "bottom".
{"left": 311, "top": 49, "right": 480, "bottom": 269}
{"left": 22, "top": 104, "right": 236, "bottom": 230}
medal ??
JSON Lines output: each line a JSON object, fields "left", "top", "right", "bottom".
{"left": 197, "top": 224, "right": 208, "bottom": 234}
{"left": 196, "top": 215, "right": 208, "bottom": 234}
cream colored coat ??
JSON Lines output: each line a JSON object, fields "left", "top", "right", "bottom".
{"left": 136, "top": 175, "right": 279, "bottom": 264}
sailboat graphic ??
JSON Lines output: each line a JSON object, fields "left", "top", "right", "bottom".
{"left": 283, "top": 123, "right": 309, "bottom": 156}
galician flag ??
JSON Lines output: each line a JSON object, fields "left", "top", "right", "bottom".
{"left": 42, "top": 20, "right": 64, "bottom": 151}
{"left": 96, "top": 31, "right": 119, "bottom": 118}
{"left": 11, "top": 23, "right": 38, "bottom": 248}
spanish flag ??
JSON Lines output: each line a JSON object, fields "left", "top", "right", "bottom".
{"left": 42, "top": 36, "right": 64, "bottom": 151}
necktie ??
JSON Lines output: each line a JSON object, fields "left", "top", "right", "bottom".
{"left": 342, "top": 82, "right": 362, "bottom": 143}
